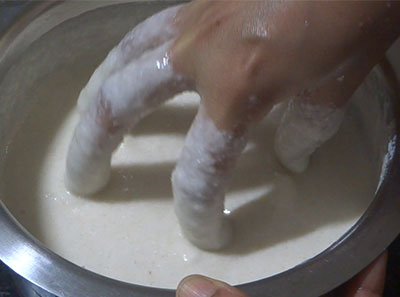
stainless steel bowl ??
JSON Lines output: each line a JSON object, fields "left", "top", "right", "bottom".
{"left": 0, "top": 2, "right": 399, "bottom": 297}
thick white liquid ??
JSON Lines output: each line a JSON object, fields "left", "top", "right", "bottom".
{"left": 2, "top": 63, "right": 376, "bottom": 288}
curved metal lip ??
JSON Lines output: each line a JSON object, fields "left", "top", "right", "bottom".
{"left": 0, "top": 1, "right": 58, "bottom": 58}
{"left": 0, "top": 2, "right": 400, "bottom": 297}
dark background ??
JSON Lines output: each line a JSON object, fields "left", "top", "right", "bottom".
{"left": 383, "top": 235, "right": 400, "bottom": 297}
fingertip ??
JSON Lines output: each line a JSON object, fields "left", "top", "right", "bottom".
{"left": 359, "top": 252, "right": 388, "bottom": 292}
{"left": 177, "top": 275, "right": 217, "bottom": 297}
{"left": 176, "top": 275, "right": 248, "bottom": 297}
{"left": 345, "top": 252, "right": 388, "bottom": 297}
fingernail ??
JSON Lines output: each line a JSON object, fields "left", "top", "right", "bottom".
{"left": 178, "top": 276, "right": 218, "bottom": 297}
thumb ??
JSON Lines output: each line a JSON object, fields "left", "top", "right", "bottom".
{"left": 176, "top": 275, "right": 249, "bottom": 297}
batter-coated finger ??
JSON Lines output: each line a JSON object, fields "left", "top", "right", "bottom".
{"left": 172, "top": 105, "right": 248, "bottom": 250}
{"left": 66, "top": 42, "right": 189, "bottom": 195}
{"left": 274, "top": 98, "right": 345, "bottom": 173}
{"left": 77, "top": 5, "right": 182, "bottom": 113}
{"left": 273, "top": 63, "right": 369, "bottom": 173}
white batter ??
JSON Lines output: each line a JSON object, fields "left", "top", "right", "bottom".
{"left": 2, "top": 64, "right": 376, "bottom": 288}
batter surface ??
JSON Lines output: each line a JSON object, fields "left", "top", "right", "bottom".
{"left": 2, "top": 65, "right": 376, "bottom": 288}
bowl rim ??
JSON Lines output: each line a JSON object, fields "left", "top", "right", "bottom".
{"left": 0, "top": 2, "right": 399, "bottom": 297}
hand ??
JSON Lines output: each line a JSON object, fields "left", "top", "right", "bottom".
{"left": 176, "top": 252, "right": 388, "bottom": 297}
{"left": 171, "top": 0, "right": 399, "bottom": 129}
{"left": 65, "top": 1, "right": 400, "bottom": 250}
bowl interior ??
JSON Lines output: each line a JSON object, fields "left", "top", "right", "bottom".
{"left": 0, "top": 2, "right": 399, "bottom": 297}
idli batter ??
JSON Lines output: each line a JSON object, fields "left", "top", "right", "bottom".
{"left": 2, "top": 73, "right": 375, "bottom": 288}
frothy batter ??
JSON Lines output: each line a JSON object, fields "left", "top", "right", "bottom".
{"left": 2, "top": 72, "right": 375, "bottom": 288}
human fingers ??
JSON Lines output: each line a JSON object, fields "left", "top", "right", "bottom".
{"left": 322, "top": 252, "right": 387, "bottom": 297}
{"left": 171, "top": 104, "right": 248, "bottom": 250}
{"left": 344, "top": 252, "right": 387, "bottom": 297}
{"left": 176, "top": 254, "right": 386, "bottom": 297}
{"left": 176, "top": 275, "right": 249, "bottom": 297}
{"left": 274, "top": 97, "right": 345, "bottom": 173}
{"left": 77, "top": 5, "right": 183, "bottom": 113}
{"left": 65, "top": 41, "right": 190, "bottom": 195}
{"left": 274, "top": 57, "right": 374, "bottom": 173}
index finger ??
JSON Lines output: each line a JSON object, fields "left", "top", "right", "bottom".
{"left": 65, "top": 41, "right": 190, "bottom": 195}
{"left": 77, "top": 5, "right": 183, "bottom": 113}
